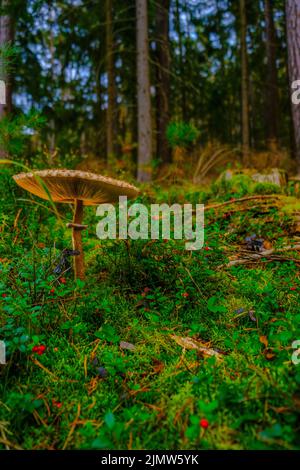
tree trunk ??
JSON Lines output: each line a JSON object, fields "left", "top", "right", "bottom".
{"left": 0, "top": 0, "right": 12, "bottom": 118}
{"left": 136, "top": 0, "right": 152, "bottom": 182}
{"left": 95, "top": 43, "right": 106, "bottom": 158}
{"left": 175, "top": 0, "right": 187, "bottom": 121}
{"left": 264, "top": 0, "right": 279, "bottom": 150}
{"left": 239, "top": 0, "right": 250, "bottom": 164}
{"left": 106, "top": 0, "right": 117, "bottom": 163}
{"left": 286, "top": 0, "right": 300, "bottom": 172}
{"left": 155, "top": 0, "right": 171, "bottom": 164}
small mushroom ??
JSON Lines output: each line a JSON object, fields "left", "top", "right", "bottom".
{"left": 13, "top": 169, "right": 139, "bottom": 279}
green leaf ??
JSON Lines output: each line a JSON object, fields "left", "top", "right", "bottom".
{"left": 95, "top": 324, "right": 120, "bottom": 343}
{"left": 91, "top": 436, "right": 113, "bottom": 449}
{"left": 104, "top": 412, "right": 115, "bottom": 430}
{"left": 207, "top": 296, "right": 227, "bottom": 313}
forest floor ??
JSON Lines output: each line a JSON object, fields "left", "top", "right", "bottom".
{"left": 1, "top": 168, "right": 300, "bottom": 450}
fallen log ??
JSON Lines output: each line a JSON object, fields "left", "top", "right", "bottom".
{"left": 205, "top": 195, "right": 281, "bottom": 211}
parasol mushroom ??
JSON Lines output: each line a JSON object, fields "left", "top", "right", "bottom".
{"left": 13, "top": 169, "right": 139, "bottom": 280}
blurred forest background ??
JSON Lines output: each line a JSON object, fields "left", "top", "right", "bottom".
{"left": 0, "top": 0, "right": 299, "bottom": 181}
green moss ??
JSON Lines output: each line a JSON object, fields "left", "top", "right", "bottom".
{"left": 252, "top": 182, "right": 282, "bottom": 195}
{"left": 1, "top": 173, "right": 300, "bottom": 450}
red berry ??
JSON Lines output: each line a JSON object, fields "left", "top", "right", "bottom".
{"left": 200, "top": 418, "right": 209, "bottom": 429}
{"left": 50, "top": 288, "right": 55, "bottom": 294}
{"left": 60, "top": 277, "right": 66, "bottom": 284}
{"left": 38, "top": 345, "right": 46, "bottom": 354}
{"left": 1, "top": 293, "right": 7, "bottom": 298}
{"left": 290, "top": 286, "right": 297, "bottom": 291}
{"left": 32, "top": 345, "right": 46, "bottom": 355}
{"left": 52, "top": 400, "right": 62, "bottom": 408}
{"left": 182, "top": 292, "right": 189, "bottom": 298}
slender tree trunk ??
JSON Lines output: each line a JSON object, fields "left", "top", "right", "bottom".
{"left": 0, "top": 0, "right": 12, "bottom": 118}
{"left": 155, "top": 0, "right": 171, "bottom": 164}
{"left": 175, "top": 0, "right": 187, "bottom": 121}
{"left": 95, "top": 34, "right": 107, "bottom": 159}
{"left": 216, "top": 0, "right": 225, "bottom": 75}
{"left": 216, "top": 0, "right": 228, "bottom": 141}
{"left": 286, "top": 0, "right": 300, "bottom": 172}
{"left": 239, "top": 0, "right": 250, "bottom": 164}
{"left": 106, "top": 0, "right": 117, "bottom": 162}
{"left": 136, "top": 0, "right": 152, "bottom": 182}
{"left": 48, "top": 5, "right": 56, "bottom": 161}
{"left": 283, "top": 4, "right": 295, "bottom": 162}
{"left": 265, "top": 0, "right": 279, "bottom": 150}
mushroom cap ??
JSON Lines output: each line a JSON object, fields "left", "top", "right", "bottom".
{"left": 13, "top": 169, "right": 139, "bottom": 206}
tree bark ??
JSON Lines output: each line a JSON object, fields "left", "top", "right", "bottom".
{"left": 95, "top": 45, "right": 106, "bottom": 158}
{"left": 239, "top": 0, "right": 250, "bottom": 164}
{"left": 175, "top": 0, "right": 187, "bottom": 122}
{"left": 0, "top": 0, "right": 13, "bottom": 118}
{"left": 264, "top": 0, "right": 279, "bottom": 150}
{"left": 286, "top": 0, "right": 300, "bottom": 172}
{"left": 106, "top": 0, "right": 117, "bottom": 163}
{"left": 155, "top": 0, "right": 171, "bottom": 164}
{"left": 136, "top": 0, "right": 152, "bottom": 182}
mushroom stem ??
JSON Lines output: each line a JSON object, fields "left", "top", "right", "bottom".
{"left": 72, "top": 199, "right": 85, "bottom": 279}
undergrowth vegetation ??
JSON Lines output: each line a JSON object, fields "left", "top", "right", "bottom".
{"left": 1, "top": 167, "right": 300, "bottom": 450}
